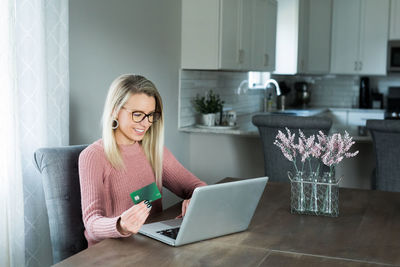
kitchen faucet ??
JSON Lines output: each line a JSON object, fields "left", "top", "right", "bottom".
{"left": 264, "top": 79, "right": 281, "bottom": 112}
{"left": 237, "top": 80, "right": 248, "bottom": 95}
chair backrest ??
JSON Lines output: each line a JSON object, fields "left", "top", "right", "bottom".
{"left": 33, "top": 145, "right": 88, "bottom": 264}
{"left": 366, "top": 119, "right": 400, "bottom": 192}
{"left": 252, "top": 114, "right": 332, "bottom": 182}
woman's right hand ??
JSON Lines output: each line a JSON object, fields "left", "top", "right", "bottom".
{"left": 118, "top": 201, "right": 152, "bottom": 235}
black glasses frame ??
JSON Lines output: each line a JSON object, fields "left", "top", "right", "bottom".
{"left": 122, "top": 107, "right": 161, "bottom": 123}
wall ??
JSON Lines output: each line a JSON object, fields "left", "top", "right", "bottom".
{"left": 188, "top": 134, "right": 265, "bottom": 185}
{"left": 69, "top": 0, "right": 187, "bottom": 207}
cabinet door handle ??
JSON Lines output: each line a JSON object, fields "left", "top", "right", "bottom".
{"left": 354, "top": 61, "right": 358, "bottom": 71}
{"left": 264, "top": 54, "right": 269, "bottom": 66}
{"left": 359, "top": 61, "right": 363, "bottom": 71}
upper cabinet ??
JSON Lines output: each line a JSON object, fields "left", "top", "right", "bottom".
{"left": 181, "top": 0, "right": 277, "bottom": 71}
{"left": 274, "top": 0, "right": 332, "bottom": 75}
{"left": 250, "top": 0, "right": 278, "bottom": 71}
{"left": 330, "top": 0, "right": 389, "bottom": 75}
{"left": 219, "top": 0, "right": 247, "bottom": 70}
{"left": 389, "top": 0, "right": 400, "bottom": 40}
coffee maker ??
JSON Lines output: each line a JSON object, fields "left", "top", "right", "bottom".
{"left": 359, "top": 77, "right": 371, "bottom": 109}
{"left": 294, "top": 82, "right": 311, "bottom": 108}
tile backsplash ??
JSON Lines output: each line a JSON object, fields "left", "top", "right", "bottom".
{"left": 272, "top": 75, "right": 360, "bottom": 108}
{"left": 179, "top": 70, "right": 264, "bottom": 127}
{"left": 273, "top": 73, "right": 400, "bottom": 108}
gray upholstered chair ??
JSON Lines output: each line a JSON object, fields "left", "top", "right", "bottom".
{"left": 252, "top": 114, "right": 332, "bottom": 182}
{"left": 366, "top": 120, "right": 400, "bottom": 192}
{"left": 33, "top": 145, "right": 88, "bottom": 264}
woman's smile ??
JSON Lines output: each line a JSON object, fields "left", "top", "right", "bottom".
{"left": 133, "top": 127, "right": 145, "bottom": 134}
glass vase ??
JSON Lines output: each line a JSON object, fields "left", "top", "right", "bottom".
{"left": 322, "top": 170, "right": 340, "bottom": 216}
{"left": 288, "top": 169, "right": 341, "bottom": 217}
{"left": 308, "top": 172, "right": 319, "bottom": 213}
{"left": 288, "top": 171, "right": 306, "bottom": 213}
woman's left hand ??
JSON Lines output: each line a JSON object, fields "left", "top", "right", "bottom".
{"left": 176, "top": 199, "right": 191, "bottom": 218}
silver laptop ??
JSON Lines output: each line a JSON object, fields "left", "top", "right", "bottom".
{"left": 138, "top": 176, "right": 268, "bottom": 246}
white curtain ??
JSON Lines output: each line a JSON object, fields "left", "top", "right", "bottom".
{"left": 0, "top": 0, "right": 69, "bottom": 266}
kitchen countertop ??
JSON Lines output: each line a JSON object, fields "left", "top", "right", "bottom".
{"left": 179, "top": 108, "right": 383, "bottom": 141}
{"left": 179, "top": 113, "right": 259, "bottom": 137}
{"left": 329, "top": 107, "right": 385, "bottom": 113}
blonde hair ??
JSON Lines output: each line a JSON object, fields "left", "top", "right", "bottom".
{"left": 102, "top": 74, "right": 164, "bottom": 188}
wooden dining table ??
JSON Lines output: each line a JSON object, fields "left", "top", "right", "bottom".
{"left": 55, "top": 178, "right": 400, "bottom": 266}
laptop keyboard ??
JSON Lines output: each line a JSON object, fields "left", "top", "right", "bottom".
{"left": 157, "top": 227, "right": 180, "bottom": 240}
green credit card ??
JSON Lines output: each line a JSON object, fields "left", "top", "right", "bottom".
{"left": 130, "top": 182, "right": 161, "bottom": 204}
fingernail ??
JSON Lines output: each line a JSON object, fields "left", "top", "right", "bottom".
{"left": 144, "top": 200, "right": 149, "bottom": 204}
{"left": 147, "top": 203, "right": 152, "bottom": 209}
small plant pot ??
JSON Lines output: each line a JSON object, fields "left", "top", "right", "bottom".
{"left": 201, "top": 113, "right": 216, "bottom": 126}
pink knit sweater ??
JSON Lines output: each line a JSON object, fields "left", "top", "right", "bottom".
{"left": 78, "top": 139, "right": 206, "bottom": 246}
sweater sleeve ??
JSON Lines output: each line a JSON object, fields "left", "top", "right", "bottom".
{"left": 78, "top": 147, "right": 130, "bottom": 242}
{"left": 162, "top": 147, "right": 207, "bottom": 199}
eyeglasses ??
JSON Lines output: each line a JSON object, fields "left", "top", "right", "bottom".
{"left": 122, "top": 107, "right": 161, "bottom": 123}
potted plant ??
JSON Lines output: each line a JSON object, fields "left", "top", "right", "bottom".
{"left": 192, "top": 90, "right": 224, "bottom": 126}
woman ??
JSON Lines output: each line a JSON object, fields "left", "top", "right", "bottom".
{"left": 79, "top": 74, "right": 206, "bottom": 246}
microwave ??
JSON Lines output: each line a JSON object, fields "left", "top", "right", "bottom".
{"left": 388, "top": 40, "right": 400, "bottom": 72}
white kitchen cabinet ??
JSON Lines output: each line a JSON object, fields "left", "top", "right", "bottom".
{"left": 300, "top": 0, "right": 332, "bottom": 74}
{"left": 389, "top": 0, "right": 400, "bottom": 40}
{"left": 330, "top": 0, "right": 359, "bottom": 74}
{"left": 219, "top": 0, "right": 249, "bottom": 70}
{"left": 347, "top": 110, "right": 384, "bottom": 127}
{"left": 181, "top": 0, "right": 277, "bottom": 71}
{"left": 274, "top": 0, "right": 332, "bottom": 74}
{"left": 250, "top": 0, "right": 277, "bottom": 71}
{"left": 328, "top": 108, "right": 384, "bottom": 129}
{"left": 181, "top": 0, "right": 220, "bottom": 69}
{"left": 330, "top": 0, "right": 389, "bottom": 75}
